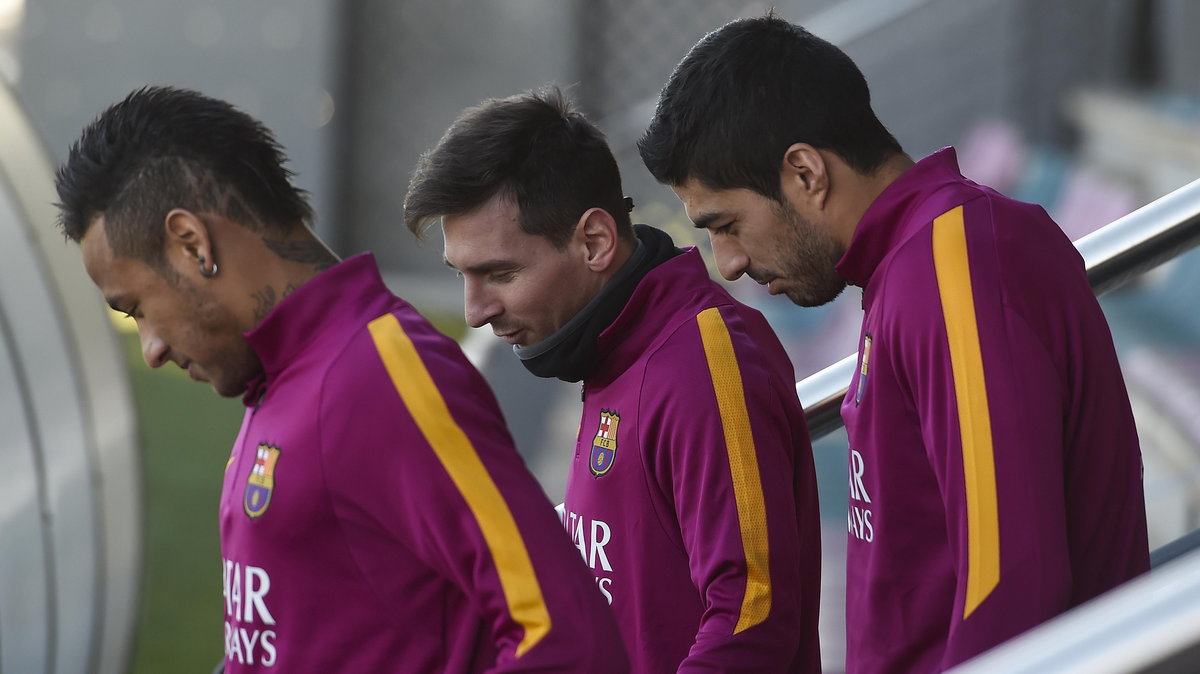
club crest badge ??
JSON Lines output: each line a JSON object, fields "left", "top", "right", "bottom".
{"left": 855, "top": 334, "right": 872, "bottom": 406}
{"left": 244, "top": 444, "right": 281, "bottom": 518}
{"left": 590, "top": 410, "right": 620, "bottom": 478}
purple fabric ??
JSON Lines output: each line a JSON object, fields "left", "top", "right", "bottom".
{"left": 220, "top": 253, "right": 627, "bottom": 672}
{"left": 838, "top": 149, "right": 1150, "bottom": 672}
{"left": 564, "top": 248, "right": 823, "bottom": 673}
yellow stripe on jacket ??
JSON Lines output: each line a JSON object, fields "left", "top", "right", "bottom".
{"left": 368, "top": 313, "right": 551, "bottom": 655}
{"left": 696, "top": 307, "right": 772, "bottom": 633}
{"left": 932, "top": 205, "right": 1001, "bottom": 619}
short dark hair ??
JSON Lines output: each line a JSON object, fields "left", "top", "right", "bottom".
{"left": 55, "top": 86, "right": 313, "bottom": 264}
{"left": 638, "top": 14, "right": 903, "bottom": 199}
{"left": 404, "top": 86, "right": 631, "bottom": 248}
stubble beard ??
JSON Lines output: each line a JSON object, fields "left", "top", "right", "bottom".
{"left": 183, "top": 277, "right": 263, "bottom": 398}
{"left": 775, "top": 201, "right": 848, "bottom": 308}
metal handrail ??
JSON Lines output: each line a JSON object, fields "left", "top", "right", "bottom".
{"left": 949, "top": 546, "right": 1200, "bottom": 673}
{"left": 797, "top": 177, "right": 1200, "bottom": 438}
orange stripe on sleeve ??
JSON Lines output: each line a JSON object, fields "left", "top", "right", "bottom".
{"left": 932, "top": 206, "right": 1001, "bottom": 619}
{"left": 696, "top": 307, "right": 772, "bottom": 633}
{"left": 368, "top": 314, "right": 551, "bottom": 655}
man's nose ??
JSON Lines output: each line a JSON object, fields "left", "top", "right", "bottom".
{"left": 140, "top": 328, "right": 168, "bottom": 369}
{"left": 710, "top": 234, "right": 749, "bottom": 282}
{"left": 463, "top": 278, "right": 501, "bottom": 329}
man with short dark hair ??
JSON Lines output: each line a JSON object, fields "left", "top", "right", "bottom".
{"left": 56, "top": 86, "right": 626, "bottom": 673}
{"left": 640, "top": 14, "right": 1150, "bottom": 672}
{"left": 405, "top": 86, "right": 822, "bottom": 673}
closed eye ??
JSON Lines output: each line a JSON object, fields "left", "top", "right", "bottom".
{"left": 108, "top": 301, "right": 138, "bottom": 320}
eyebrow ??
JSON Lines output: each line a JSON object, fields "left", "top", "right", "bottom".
{"left": 690, "top": 211, "right": 728, "bottom": 230}
{"left": 442, "top": 257, "right": 517, "bottom": 274}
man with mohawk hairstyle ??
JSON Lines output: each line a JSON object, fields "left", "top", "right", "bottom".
{"left": 55, "top": 86, "right": 626, "bottom": 673}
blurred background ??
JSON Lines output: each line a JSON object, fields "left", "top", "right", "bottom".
{"left": 1, "top": 0, "right": 1198, "bottom": 671}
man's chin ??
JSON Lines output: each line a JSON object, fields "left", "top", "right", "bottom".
{"left": 208, "top": 376, "right": 253, "bottom": 399}
{"left": 786, "top": 281, "right": 847, "bottom": 308}
{"left": 211, "top": 382, "right": 243, "bottom": 398}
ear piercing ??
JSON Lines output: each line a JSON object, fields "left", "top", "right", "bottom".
{"left": 198, "top": 254, "right": 219, "bottom": 278}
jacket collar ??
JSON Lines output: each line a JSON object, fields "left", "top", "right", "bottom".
{"left": 836, "top": 147, "right": 967, "bottom": 292}
{"left": 241, "top": 252, "right": 389, "bottom": 404}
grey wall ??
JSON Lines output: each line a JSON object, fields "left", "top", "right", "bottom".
{"left": 16, "top": 0, "right": 337, "bottom": 238}
{"left": 332, "top": 0, "right": 583, "bottom": 283}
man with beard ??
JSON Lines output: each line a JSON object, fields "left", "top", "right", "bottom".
{"left": 404, "top": 86, "right": 822, "bottom": 672}
{"left": 638, "top": 13, "right": 1150, "bottom": 672}
{"left": 55, "top": 86, "right": 626, "bottom": 673}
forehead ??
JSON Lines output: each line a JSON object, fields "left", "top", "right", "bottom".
{"left": 441, "top": 193, "right": 555, "bottom": 267}
{"left": 80, "top": 215, "right": 156, "bottom": 297}
{"left": 673, "top": 179, "right": 766, "bottom": 222}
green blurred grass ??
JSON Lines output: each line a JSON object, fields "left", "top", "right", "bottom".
{"left": 121, "top": 331, "right": 242, "bottom": 672}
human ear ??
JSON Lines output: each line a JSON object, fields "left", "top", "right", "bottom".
{"left": 781, "top": 143, "right": 829, "bottom": 210}
{"left": 577, "top": 208, "right": 620, "bottom": 272}
{"left": 164, "top": 209, "right": 214, "bottom": 275}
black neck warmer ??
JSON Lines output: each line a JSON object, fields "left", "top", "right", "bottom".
{"left": 515, "top": 225, "right": 681, "bottom": 382}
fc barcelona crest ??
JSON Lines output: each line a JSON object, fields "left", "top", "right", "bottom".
{"left": 590, "top": 410, "right": 620, "bottom": 478}
{"left": 244, "top": 444, "right": 281, "bottom": 518}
